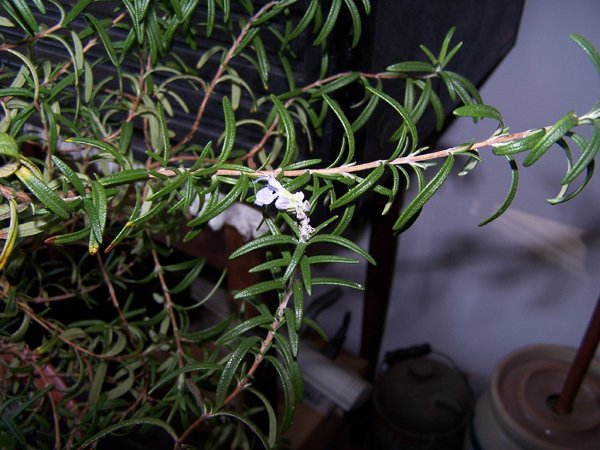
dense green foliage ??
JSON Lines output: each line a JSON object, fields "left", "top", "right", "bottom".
{"left": 0, "top": 0, "right": 598, "bottom": 448}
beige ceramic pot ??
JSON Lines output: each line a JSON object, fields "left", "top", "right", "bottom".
{"left": 467, "top": 344, "right": 600, "bottom": 449}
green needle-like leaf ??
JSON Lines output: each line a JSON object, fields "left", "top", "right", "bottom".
{"left": 562, "top": 124, "right": 600, "bottom": 184}
{"left": 570, "top": 33, "right": 600, "bottom": 77}
{"left": 454, "top": 104, "right": 504, "bottom": 129}
{"left": 216, "top": 336, "right": 260, "bottom": 405}
{"left": 271, "top": 95, "right": 296, "bottom": 168}
{"left": 478, "top": 156, "right": 519, "bottom": 226}
{"left": 84, "top": 13, "right": 119, "bottom": 67}
{"left": 331, "top": 163, "right": 385, "bottom": 209}
{"left": 0, "top": 199, "right": 18, "bottom": 270}
{"left": 523, "top": 111, "right": 578, "bottom": 166}
{"left": 313, "top": 0, "right": 341, "bottom": 46}
{"left": 386, "top": 61, "right": 435, "bottom": 73}
{"left": 366, "top": 85, "right": 418, "bottom": 152}
{"left": 492, "top": 129, "right": 546, "bottom": 156}
{"left": 16, "top": 166, "right": 70, "bottom": 220}
{"left": 393, "top": 155, "right": 455, "bottom": 233}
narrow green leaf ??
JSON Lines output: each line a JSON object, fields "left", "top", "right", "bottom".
{"left": 98, "top": 168, "right": 148, "bottom": 187}
{"left": 217, "top": 96, "right": 236, "bottom": 164}
{"left": 149, "top": 362, "right": 222, "bottom": 394}
{"left": 45, "top": 226, "right": 90, "bottom": 245}
{"left": 492, "top": 129, "right": 545, "bottom": 156}
{"left": 88, "top": 360, "right": 107, "bottom": 406}
{"left": 386, "top": 61, "right": 435, "bottom": 73}
{"left": 343, "top": 0, "right": 362, "bottom": 48}
{"left": 168, "top": 260, "right": 206, "bottom": 294}
{"left": 233, "top": 280, "right": 285, "bottom": 299}
{"left": 570, "top": 33, "right": 600, "bottom": 77}
{"left": 562, "top": 124, "right": 600, "bottom": 184}
{"left": 5, "top": 49, "right": 39, "bottom": 101}
{"left": 284, "top": 307, "right": 299, "bottom": 357}
{"left": 84, "top": 14, "right": 119, "bottom": 67}
{"left": 293, "top": 279, "right": 304, "bottom": 331}
{"left": 263, "top": 355, "right": 296, "bottom": 432}
{"left": 188, "top": 177, "right": 248, "bottom": 226}
{"left": 146, "top": 172, "right": 186, "bottom": 201}
{"left": 63, "top": 0, "right": 93, "bottom": 26}
{"left": 270, "top": 95, "right": 296, "bottom": 168}
{"left": 7, "top": 0, "right": 39, "bottom": 34}
{"left": 247, "top": 387, "right": 278, "bottom": 448}
{"left": 366, "top": 85, "right": 418, "bottom": 151}
{"left": 0, "top": 132, "right": 19, "bottom": 159}
{"left": 351, "top": 85, "right": 380, "bottom": 132}
{"left": 331, "top": 163, "right": 384, "bottom": 209}
{"left": 478, "top": 156, "right": 519, "bottom": 226}
{"left": 0, "top": 199, "right": 18, "bottom": 270}
{"left": 216, "top": 315, "right": 273, "bottom": 345}
{"left": 78, "top": 418, "right": 178, "bottom": 447}
{"left": 550, "top": 160, "right": 594, "bottom": 205}
{"left": 216, "top": 336, "right": 260, "bottom": 405}
{"left": 311, "top": 72, "right": 359, "bottom": 97}
{"left": 106, "top": 367, "right": 134, "bottom": 400}
{"left": 16, "top": 166, "right": 70, "bottom": 219}
{"left": 273, "top": 334, "right": 304, "bottom": 404}
{"left": 313, "top": 0, "right": 341, "bottom": 46}
{"left": 393, "top": 156, "right": 455, "bottom": 232}
{"left": 282, "top": 243, "right": 306, "bottom": 282}
{"left": 89, "top": 180, "right": 107, "bottom": 243}
{"left": 323, "top": 94, "right": 355, "bottom": 165}
{"left": 454, "top": 104, "right": 504, "bottom": 129}
{"left": 253, "top": 35, "right": 269, "bottom": 88}
{"left": 209, "top": 411, "right": 270, "bottom": 450}
{"left": 523, "top": 112, "right": 578, "bottom": 166}
{"left": 438, "top": 26, "right": 457, "bottom": 66}
{"left": 311, "top": 276, "right": 363, "bottom": 290}
{"left": 66, "top": 136, "right": 126, "bottom": 165}
{"left": 308, "top": 234, "right": 375, "bottom": 264}
{"left": 51, "top": 155, "right": 86, "bottom": 196}
{"left": 229, "top": 234, "right": 296, "bottom": 259}
{"left": 289, "top": 0, "right": 318, "bottom": 40}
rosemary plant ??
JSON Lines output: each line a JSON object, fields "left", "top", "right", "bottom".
{"left": 0, "top": 0, "right": 599, "bottom": 448}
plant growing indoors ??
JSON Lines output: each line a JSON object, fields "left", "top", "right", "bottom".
{"left": 0, "top": 0, "right": 599, "bottom": 448}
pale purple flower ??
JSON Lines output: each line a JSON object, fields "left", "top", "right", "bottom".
{"left": 254, "top": 174, "right": 315, "bottom": 241}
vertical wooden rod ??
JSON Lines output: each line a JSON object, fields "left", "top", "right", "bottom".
{"left": 555, "top": 292, "right": 600, "bottom": 414}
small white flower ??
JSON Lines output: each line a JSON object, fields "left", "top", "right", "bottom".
{"left": 254, "top": 174, "right": 315, "bottom": 240}
{"left": 299, "top": 217, "right": 315, "bottom": 242}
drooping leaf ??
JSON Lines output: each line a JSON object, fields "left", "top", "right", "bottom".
{"left": 323, "top": 94, "right": 355, "bottom": 165}
{"left": 523, "top": 112, "right": 578, "bottom": 166}
{"left": 217, "top": 96, "right": 236, "bottom": 164}
{"left": 84, "top": 13, "right": 119, "bottom": 67}
{"left": 330, "top": 163, "right": 385, "bottom": 209}
{"left": 366, "top": 85, "right": 418, "bottom": 152}
{"left": 78, "top": 418, "right": 179, "bottom": 447}
{"left": 562, "top": 124, "right": 600, "bottom": 184}
{"left": 570, "top": 33, "right": 600, "bottom": 77}
{"left": 313, "top": 0, "right": 341, "bottom": 46}
{"left": 271, "top": 95, "right": 296, "bottom": 168}
{"left": 308, "top": 234, "right": 375, "bottom": 264}
{"left": 478, "top": 156, "right": 519, "bottom": 226}
{"left": 0, "top": 199, "right": 18, "bottom": 270}
{"left": 393, "top": 155, "right": 455, "bottom": 233}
